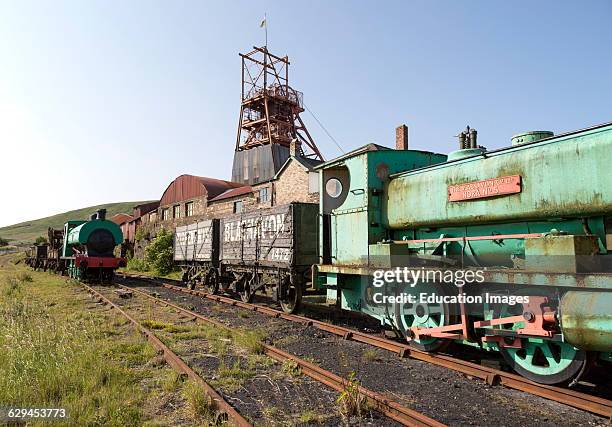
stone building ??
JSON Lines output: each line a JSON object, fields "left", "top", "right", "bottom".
{"left": 206, "top": 153, "right": 321, "bottom": 217}
{"left": 128, "top": 153, "right": 321, "bottom": 256}
{"left": 118, "top": 201, "right": 160, "bottom": 257}
{"left": 128, "top": 176, "right": 240, "bottom": 256}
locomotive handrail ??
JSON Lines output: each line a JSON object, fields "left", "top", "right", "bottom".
{"left": 395, "top": 232, "right": 543, "bottom": 245}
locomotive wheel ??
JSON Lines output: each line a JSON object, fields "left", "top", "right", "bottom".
{"left": 279, "top": 279, "right": 302, "bottom": 314}
{"left": 394, "top": 282, "right": 454, "bottom": 352}
{"left": 491, "top": 296, "right": 592, "bottom": 385}
{"left": 499, "top": 339, "right": 590, "bottom": 385}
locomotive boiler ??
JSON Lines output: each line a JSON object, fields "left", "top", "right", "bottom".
{"left": 315, "top": 122, "right": 612, "bottom": 384}
{"left": 62, "top": 209, "right": 126, "bottom": 282}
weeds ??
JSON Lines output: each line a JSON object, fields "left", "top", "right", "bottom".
{"left": 233, "top": 329, "right": 265, "bottom": 354}
{"left": 299, "top": 409, "right": 322, "bottom": 424}
{"left": 213, "top": 360, "right": 255, "bottom": 392}
{"left": 361, "top": 348, "right": 382, "bottom": 362}
{"left": 3, "top": 275, "right": 22, "bottom": 297}
{"left": 160, "top": 370, "right": 184, "bottom": 392}
{"left": 282, "top": 359, "right": 302, "bottom": 377}
{"left": 17, "top": 271, "right": 33, "bottom": 282}
{"left": 126, "top": 257, "right": 149, "bottom": 272}
{"left": 183, "top": 379, "right": 214, "bottom": 422}
{"left": 141, "top": 319, "right": 191, "bottom": 333}
{"left": 336, "top": 371, "right": 366, "bottom": 420}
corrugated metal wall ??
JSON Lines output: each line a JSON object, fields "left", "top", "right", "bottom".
{"left": 231, "top": 144, "right": 290, "bottom": 185}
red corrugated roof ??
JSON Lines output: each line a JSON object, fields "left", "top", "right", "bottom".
{"left": 159, "top": 175, "right": 243, "bottom": 206}
{"left": 110, "top": 213, "right": 133, "bottom": 225}
{"left": 209, "top": 186, "right": 253, "bottom": 202}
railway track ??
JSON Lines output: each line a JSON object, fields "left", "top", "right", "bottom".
{"left": 109, "top": 282, "right": 445, "bottom": 427}
{"left": 79, "top": 283, "right": 250, "bottom": 427}
{"left": 119, "top": 273, "right": 612, "bottom": 420}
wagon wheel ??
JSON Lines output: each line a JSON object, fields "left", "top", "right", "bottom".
{"left": 203, "top": 269, "right": 219, "bottom": 295}
{"left": 279, "top": 276, "right": 302, "bottom": 314}
{"left": 182, "top": 271, "right": 191, "bottom": 288}
{"left": 239, "top": 274, "right": 254, "bottom": 303}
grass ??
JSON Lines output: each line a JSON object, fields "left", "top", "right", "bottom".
{"left": 212, "top": 360, "right": 255, "bottom": 392}
{"left": 299, "top": 409, "right": 323, "bottom": 424}
{"left": 141, "top": 319, "right": 191, "bottom": 334}
{"left": 183, "top": 380, "right": 214, "bottom": 421}
{"left": 118, "top": 266, "right": 183, "bottom": 281}
{"left": 361, "top": 348, "right": 382, "bottom": 362}
{"left": 151, "top": 315, "right": 269, "bottom": 394}
{"left": 0, "top": 200, "right": 154, "bottom": 245}
{"left": 282, "top": 359, "right": 302, "bottom": 377}
{"left": 0, "top": 254, "right": 195, "bottom": 425}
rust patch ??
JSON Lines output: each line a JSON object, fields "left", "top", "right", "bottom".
{"left": 376, "top": 163, "right": 389, "bottom": 181}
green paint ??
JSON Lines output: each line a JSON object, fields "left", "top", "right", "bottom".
{"left": 385, "top": 124, "right": 612, "bottom": 229}
{"left": 315, "top": 122, "right": 612, "bottom": 382}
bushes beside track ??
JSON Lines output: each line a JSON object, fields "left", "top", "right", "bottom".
{"left": 125, "top": 228, "right": 177, "bottom": 276}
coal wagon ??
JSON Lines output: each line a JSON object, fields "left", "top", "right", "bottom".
{"left": 174, "top": 219, "right": 219, "bottom": 287}
{"left": 175, "top": 202, "right": 318, "bottom": 312}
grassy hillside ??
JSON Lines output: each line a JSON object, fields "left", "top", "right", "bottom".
{"left": 0, "top": 201, "right": 154, "bottom": 245}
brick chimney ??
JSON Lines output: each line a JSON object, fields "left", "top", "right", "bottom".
{"left": 396, "top": 124, "right": 408, "bottom": 150}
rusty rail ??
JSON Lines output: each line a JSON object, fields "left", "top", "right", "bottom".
{"left": 79, "top": 283, "right": 251, "bottom": 427}
{"left": 119, "top": 274, "right": 611, "bottom": 419}
{"left": 116, "top": 283, "right": 444, "bottom": 427}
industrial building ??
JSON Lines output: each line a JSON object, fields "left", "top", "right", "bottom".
{"left": 120, "top": 45, "right": 325, "bottom": 257}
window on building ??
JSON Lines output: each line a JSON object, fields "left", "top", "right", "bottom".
{"left": 308, "top": 172, "right": 319, "bottom": 194}
{"left": 185, "top": 202, "right": 194, "bottom": 217}
{"left": 233, "top": 200, "right": 243, "bottom": 214}
{"left": 161, "top": 208, "right": 169, "bottom": 221}
{"left": 258, "top": 187, "right": 269, "bottom": 203}
{"left": 173, "top": 205, "right": 181, "bottom": 219}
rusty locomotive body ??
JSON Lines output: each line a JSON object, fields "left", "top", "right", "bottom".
{"left": 315, "top": 123, "right": 612, "bottom": 385}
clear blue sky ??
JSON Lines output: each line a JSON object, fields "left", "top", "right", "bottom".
{"left": 1, "top": 0, "right": 611, "bottom": 226}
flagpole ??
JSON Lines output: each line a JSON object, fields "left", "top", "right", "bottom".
{"left": 265, "top": 13, "right": 268, "bottom": 47}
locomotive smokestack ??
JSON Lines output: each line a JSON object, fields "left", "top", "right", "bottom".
{"left": 96, "top": 209, "right": 107, "bottom": 221}
{"left": 457, "top": 126, "right": 477, "bottom": 149}
{"left": 458, "top": 131, "right": 467, "bottom": 149}
{"left": 469, "top": 127, "right": 478, "bottom": 148}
